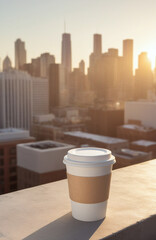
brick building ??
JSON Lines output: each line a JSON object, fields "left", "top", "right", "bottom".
{"left": 0, "top": 129, "right": 34, "bottom": 194}
{"left": 87, "top": 108, "right": 124, "bottom": 137}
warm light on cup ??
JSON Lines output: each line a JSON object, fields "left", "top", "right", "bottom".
{"left": 63, "top": 147, "right": 116, "bottom": 222}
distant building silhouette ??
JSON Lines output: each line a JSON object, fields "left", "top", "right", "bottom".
{"left": 15, "top": 39, "right": 26, "bottom": 69}
{"left": 49, "top": 63, "right": 68, "bottom": 110}
{"left": 123, "top": 39, "right": 133, "bottom": 75}
{"left": 135, "top": 52, "right": 154, "bottom": 99}
{"left": 40, "top": 53, "right": 55, "bottom": 78}
{"left": 3, "top": 56, "right": 12, "bottom": 71}
{"left": 61, "top": 33, "right": 72, "bottom": 73}
{"left": 94, "top": 34, "right": 102, "bottom": 56}
{"left": 123, "top": 39, "right": 134, "bottom": 99}
{"left": 79, "top": 60, "right": 85, "bottom": 74}
{"left": 89, "top": 34, "right": 102, "bottom": 69}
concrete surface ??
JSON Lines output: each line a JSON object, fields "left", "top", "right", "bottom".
{"left": 0, "top": 160, "right": 156, "bottom": 240}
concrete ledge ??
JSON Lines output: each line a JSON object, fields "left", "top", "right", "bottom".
{"left": 0, "top": 160, "right": 156, "bottom": 240}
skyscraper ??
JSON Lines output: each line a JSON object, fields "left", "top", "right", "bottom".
{"left": 40, "top": 53, "right": 55, "bottom": 78}
{"left": 3, "top": 56, "right": 12, "bottom": 71}
{"left": 0, "top": 69, "right": 49, "bottom": 130}
{"left": 94, "top": 34, "right": 102, "bottom": 56}
{"left": 123, "top": 39, "right": 133, "bottom": 76}
{"left": 15, "top": 39, "right": 26, "bottom": 69}
{"left": 61, "top": 33, "right": 72, "bottom": 73}
{"left": 123, "top": 39, "right": 134, "bottom": 100}
{"left": 49, "top": 63, "right": 68, "bottom": 110}
{"left": 135, "top": 52, "right": 153, "bottom": 99}
{"left": 79, "top": 60, "right": 85, "bottom": 74}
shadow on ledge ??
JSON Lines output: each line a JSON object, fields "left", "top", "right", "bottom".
{"left": 23, "top": 212, "right": 104, "bottom": 240}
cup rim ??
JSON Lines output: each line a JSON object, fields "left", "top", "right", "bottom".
{"left": 63, "top": 155, "right": 116, "bottom": 168}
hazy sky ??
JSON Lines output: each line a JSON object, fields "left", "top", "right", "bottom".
{"left": 1, "top": 0, "right": 156, "bottom": 71}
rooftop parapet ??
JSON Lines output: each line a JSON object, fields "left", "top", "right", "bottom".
{"left": 0, "top": 160, "right": 156, "bottom": 239}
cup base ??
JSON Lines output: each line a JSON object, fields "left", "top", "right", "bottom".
{"left": 71, "top": 200, "right": 108, "bottom": 222}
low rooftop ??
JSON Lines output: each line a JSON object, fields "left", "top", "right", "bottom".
{"left": 64, "top": 131, "right": 128, "bottom": 144}
{"left": 131, "top": 139, "right": 156, "bottom": 146}
{"left": 0, "top": 160, "right": 156, "bottom": 240}
{"left": 19, "top": 140, "right": 74, "bottom": 151}
{"left": 120, "top": 124, "right": 155, "bottom": 132}
{"left": 0, "top": 128, "right": 32, "bottom": 142}
{"left": 114, "top": 148, "right": 149, "bottom": 159}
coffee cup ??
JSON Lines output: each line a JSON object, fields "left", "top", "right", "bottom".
{"left": 63, "top": 147, "right": 116, "bottom": 222}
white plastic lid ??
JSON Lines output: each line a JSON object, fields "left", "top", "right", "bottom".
{"left": 64, "top": 147, "right": 115, "bottom": 167}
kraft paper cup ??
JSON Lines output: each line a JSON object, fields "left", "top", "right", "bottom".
{"left": 63, "top": 147, "right": 116, "bottom": 222}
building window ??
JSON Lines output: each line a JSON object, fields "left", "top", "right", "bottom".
{"left": 0, "top": 159, "right": 4, "bottom": 166}
{"left": 10, "top": 158, "right": 16, "bottom": 166}
{"left": 10, "top": 167, "right": 16, "bottom": 174}
{"left": 10, "top": 175, "right": 17, "bottom": 182}
{"left": 9, "top": 147, "right": 16, "bottom": 155}
{"left": 0, "top": 149, "right": 4, "bottom": 157}
{"left": 0, "top": 168, "right": 4, "bottom": 176}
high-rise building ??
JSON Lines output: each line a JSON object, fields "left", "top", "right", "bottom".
{"left": 79, "top": 60, "right": 85, "bottom": 74}
{"left": 135, "top": 52, "right": 153, "bottom": 99}
{"left": 3, "top": 56, "right": 12, "bottom": 71}
{"left": 94, "top": 34, "right": 102, "bottom": 56}
{"left": 61, "top": 33, "right": 72, "bottom": 73}
{"left": 88, "top": 34, "right": 102, "bottom": 94}
{"left": 122, "top": 39, "right": 134, "bottom": 100}
{"left": 123, "top": 39, "right": 133, "bottom": 75}
{"left": 0, "top": 128, "right": 34, "bottom": 194}
{"left": 49, "top": 63, "right": 68, "bottom": 110}
{"left": 32, "top": 78, "right": 49, "bottom": 117}
{"left": 40, "top": 53, "right": 55, "bottom": 78}
{"left": 0, "top": 69, "right": 49, "bottom": 130}
{"left": 89, "top": 34, "right": 102, "bottom": 68}
{"left": 15, "top": 39, "right": 26, "bottom": 69}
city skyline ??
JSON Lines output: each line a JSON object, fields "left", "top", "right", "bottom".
{"left": 1, "top": 0, "right": 156, "bottom": 71}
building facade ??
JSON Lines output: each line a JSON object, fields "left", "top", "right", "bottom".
{"left": 40, "top": 53, "right": 55, "bottom": 78}
{"left": 61, "top": 33, "right": 72, "bottom": 73}
{"left": 15, "top": 39, "right": 26, "bottom": 70}
{"left": 49, "top": 63, "right": 68, "bottom": 110}
{"left": 0, "top": 129, "right": 34, "bottom": 194}
{"left": 0, "top": 69, "right": 49, "bottom": 130}
{"left": 125, "top": 101, "right": 156, "bottom": 128}
{"left": 3, "top": 56, "right": 12, "bottom": 71}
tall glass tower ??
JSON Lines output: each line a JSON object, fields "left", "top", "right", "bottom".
{"left": 61, "top": 33, "right": 72, "bottom": 73}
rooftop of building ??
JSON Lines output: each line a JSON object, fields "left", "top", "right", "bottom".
{"left": 126, "top": 100, "right": 156, "bottom": 105}
{"left": 0, "top": 128, "right": 33, "bottom": 142}
{"left": 64, "top": 131, "right": 128, "bottom": 144}
{"left": 119, "top": 124, "right": 155, "bottom": 131}
{"left": 0, "top": 160, "right": 156, "bottom": 240}
{"left": 131, "top": 139, "right": 156, "bottom": 146}
{"left": 19, "top": 140, "right": 74, "bottom": 152}
{"left": 114, "top": 148, "right": 149, "bottom": 159}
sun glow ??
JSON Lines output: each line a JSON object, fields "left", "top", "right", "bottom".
{"left": 146, "top": 47, "right": 156, "bottom": 69}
